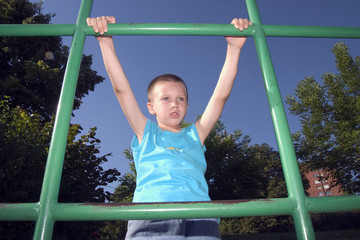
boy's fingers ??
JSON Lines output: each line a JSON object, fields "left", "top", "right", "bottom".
{"left": 86, "top": 16, "right": 116, "bottom": 35}
{"left": 243, "top": 19, "right": 249, "bottom": 29}
{"left": 86, "top": 17, "right": 91, "bottom": 27}
{"left": 239, "top": 18, "right": 244, "bottom": 31}
{"left": 91, "top": 18, "right": 99, "bottom": 33}
{"left": 231, "top": 18, "right": 239, "bottom": 32}
{"left": 101, "top": 17, "right": 108, "bottom": 33}
{"left": 106, "top": 16, "right": 116, "bottom": 24}
{"left": 231, "top": 18, "right": 252, "bottom": 31}
{"left": 231, "top": 18, "right": 243, "bottom": 31}
{"left": 243, "top": 19, "right": 253, "bottom": 29}
{"left": 96, "top": 16, "right": 106, "bottom": 34}
{"left": 231, "top": 18, "right": 239, "bottom": 28}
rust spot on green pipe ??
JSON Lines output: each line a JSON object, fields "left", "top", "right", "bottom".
{"left": 81, "top": 199, "right": 273, "bottom": 207}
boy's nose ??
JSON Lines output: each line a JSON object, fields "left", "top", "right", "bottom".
{"left": 171, "top": 101, "right": 178, "bottom": 108}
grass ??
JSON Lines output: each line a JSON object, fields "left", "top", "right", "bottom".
{"left": 221, "top": 229, "right": 360, "bottom": 240}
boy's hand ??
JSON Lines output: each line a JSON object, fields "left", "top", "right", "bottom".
{"left": 86, "top": 16, "right": 116, "bottom": 39}
{"left": 226, "top": 18, "right": 252, "bottom": 49}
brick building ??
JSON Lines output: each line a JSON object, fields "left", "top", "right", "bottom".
{"left": 305, "top": 169, "right": 343, "bottom": 197}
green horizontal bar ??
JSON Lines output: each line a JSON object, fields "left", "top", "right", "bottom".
{"left": 0, "top": 203, "right": 39, "bottom": 221}
{"left": 263, "top": 25, "right": 360, "bottom": 39}
{"left": 0, "top": 24, "right": 75, "bottom": 36}
{"left": 307, "top": 195, "right": 360, "bottom": 214}
{"left": 87, "top": 24, "right": 360, "bottom": 38}
{"left": 0, "top": 23, "right": 252, "bottom": 37}
{"left": 0, "top": 199, "right": 294, "bottom": 221}
{"left": 52, "top": 199, "right": 296, "bottom": 221}
{"left": 1, "top": 23, "right": 359, "bottom": 38}
{"left": 2, "top": 195, "right": 359, "bottom": 221}
{"left": 85, "top": 23, "right": 254, "bottom": 36}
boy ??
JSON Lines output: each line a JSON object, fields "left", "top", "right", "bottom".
{"left": 87, "top": 16, "right": 252, "bottom": 240}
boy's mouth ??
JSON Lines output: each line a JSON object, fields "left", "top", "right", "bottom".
{"left": 170, "top": 111, "right": 179, "bottom": 118}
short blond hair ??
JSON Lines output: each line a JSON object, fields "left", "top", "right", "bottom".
{"left": 147, "top": 74, "right": 188, "bottom": 102}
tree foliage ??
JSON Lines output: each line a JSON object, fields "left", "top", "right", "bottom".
{"left": 203, "top": 121, "right": 293, "bottom": 234}
{"left": 99, "top": 149, "right": 136, "bottom": 240}
{"left": 0, "top": 0, "right": 104, "bottom": 121}
{"left": 286, "top": 42, "right": 360, "bottom": 194}
{"left": 0, "top": 97, "right": 50, "bottom": 202}
{"left": 204, "top": 121, "right": 286, "bottom": 200}
{"left": 111, "top": 149, "right": 137, "bottom": 203}
{"left": 0, "top": 99, "right": 120, "bottom": 239}
{"left": 0, "top": 98, "right": 120, "bottom": 204}
{"left": 0, "top": 0, "right": 120, "bottom": 239}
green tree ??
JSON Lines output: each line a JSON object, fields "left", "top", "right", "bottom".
{"left": 204, "top": 122, "right": 293, "bottom": 234}
{"left": 55, "top": 123, "right": 120, "bottom": 240}
{"left": 0, "top": 1, "right": 120, "bottom": 238}
{"left": 0, "top": 99, "right": 120, "bottom": 239}
{"left": 0, "top": 98, "right": 50, "bottom": 203}
{"left": 204, "top": 121, "right": 289, "bottom": 201}
{"left": 0, "top": 0, "right": 104, "bottom": 121}
{"left": 204, "top": 121, "right": 263, "bottom": 200}
{"left": 286, "top": 42, "right": 360, "bottom": 194}
{"left": 99, "top": 149, "right": 136, "bottom": 239}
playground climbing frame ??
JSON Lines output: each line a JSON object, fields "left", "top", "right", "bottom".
{"left": 1, "top": 0, "right": 360, "bottom": 239}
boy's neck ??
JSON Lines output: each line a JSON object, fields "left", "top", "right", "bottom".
{"left": 158, "top": 123, "right": 182, "bottom": 133}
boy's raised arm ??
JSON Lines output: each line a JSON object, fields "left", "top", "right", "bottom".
{"left": 87, "top": 16, "right": 147, "bottom": 142}
{"left": 195, "top": 18, "right": 252, "bottom": 145}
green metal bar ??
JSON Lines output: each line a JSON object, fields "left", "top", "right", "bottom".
{"left": 93, "top": 23, "right": 251, "bottom": 36}
{"left": 1, "top": 198, "right": 295, "bottom": 221}
{"left": 93, "top": 24, "right": 360, "bottom": 38}
{"left": 1, "top": 23, "right": 359, "bottom": 38}
{"left": 0, "top": 24, "right": 75, "bottom": 36}
{"left": 246, "top": 0, "right": 315, "bottom": 240}
{"left": 51, "top": 198, "right": 295, "bottom": 221}
{"left": 32, "top": 0, "right": 94, "bottom": 239}
{"left": 307, "top": 195, "right": 360, "bottom": 213}
{"left": 0, "top": 203, "right": 39, "bottom": 221}
{"left": 2, "top": 194, "right": 360, "bottom": 221}
{"left": 0, "top": 1, "right": 360, "bottom": 240}
{"left": 262, "top": 25, "right": 360, "bottom": 38}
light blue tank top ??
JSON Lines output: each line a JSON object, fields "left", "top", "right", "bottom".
{"left": 131, "top": 119, "right": 210, "bottom": 203}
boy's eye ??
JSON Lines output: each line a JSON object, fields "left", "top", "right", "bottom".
{"left": 178, "top": 97, "right": 185, "bottom": 102}
{"left": 162, "top": 97, "right": 169, "bottom": 101}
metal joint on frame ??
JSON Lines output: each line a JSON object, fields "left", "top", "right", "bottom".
{"left": 0, "top": 0, "right": 359, "bottom": 239}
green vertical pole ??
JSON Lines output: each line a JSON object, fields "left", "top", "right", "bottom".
{"left": 33, "top": 0, "right": 94, "bottom": 239}
{"left": 245, "top": 0, "right": 315, "bottom": 239}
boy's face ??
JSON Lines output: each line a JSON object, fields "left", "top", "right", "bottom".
{"left": 147, "top": 81, "right": 189, "bottom": 132}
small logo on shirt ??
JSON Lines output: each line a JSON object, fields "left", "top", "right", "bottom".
{"left": 165, "top": 147, "right": 180, "bottom": 151}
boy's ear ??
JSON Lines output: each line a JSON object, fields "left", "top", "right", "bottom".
{"left": 147, "top": 102, "right": 155, "bottom": 115}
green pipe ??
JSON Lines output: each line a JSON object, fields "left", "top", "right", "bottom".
{"left": 1, "top": 23, "right": 359, "bottom": 38}
{"left": 307, "top": 195, "right": 360, "bottom": 213}
{"left": 0, "top": 24, "right": 75, "bottom": 36}
{"left": 246, "top": 0, "right": 315, "bottom": 240}
{"left": 87, "top": 23, "right": 253, "bottom": 36}
{"left": 2, "top": 195, "right": 360, "bottom": 222}
{"left": 100, "top": 24, "right": 360, "bottom": 38}
{"left": 52, "top": 198, "right": 296, "bottom": 221}
{"left": 262, "top": 25, "right": 360, "bottom": 39}
{"left": 32, "top": 0, "right": 94, "bottom": 240}
{"left": 0, "top": 0, "right": 359, "bottom": 239}
{"left": 0, "top": 203, "right": 39, "bottom": 221}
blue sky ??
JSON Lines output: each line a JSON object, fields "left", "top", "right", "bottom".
{"left": 37, "top": 0, "right": 359, "bottom": 191}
